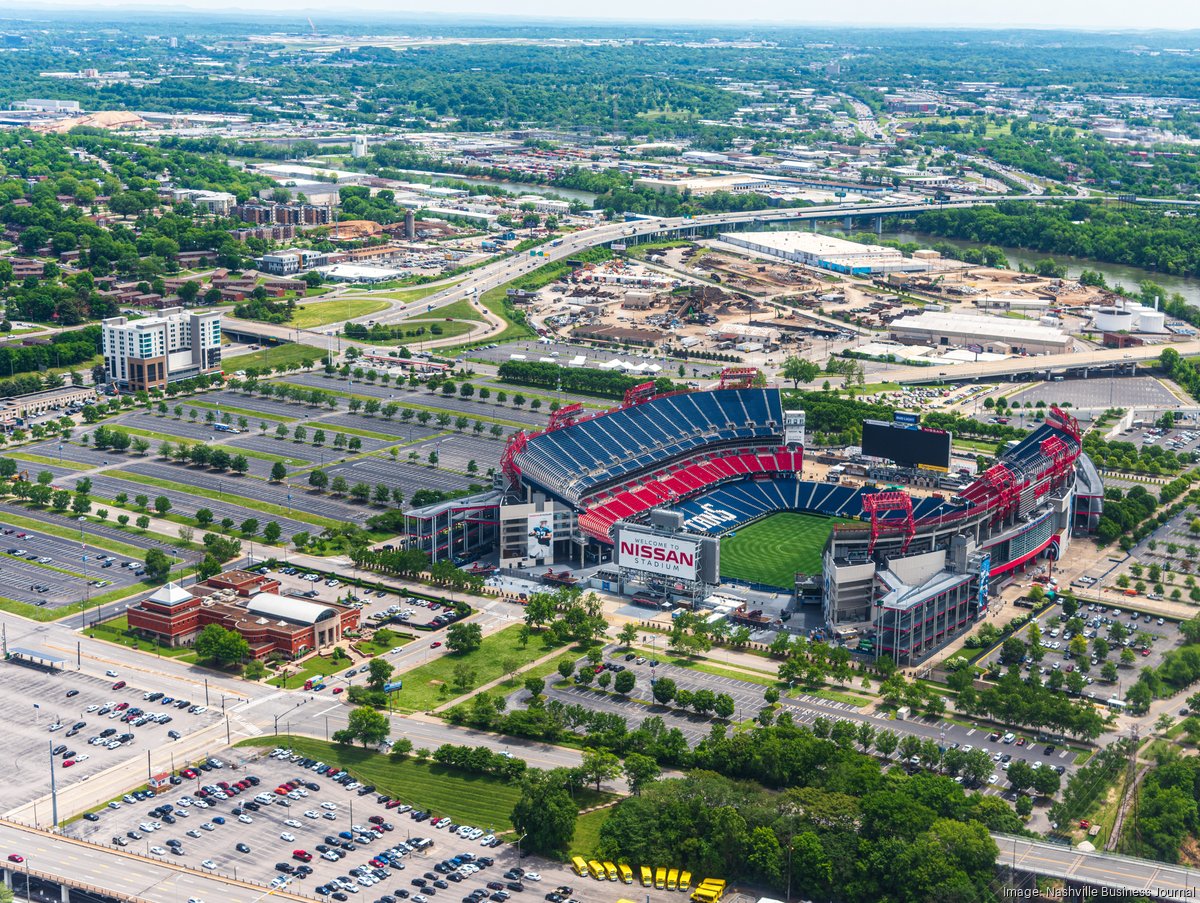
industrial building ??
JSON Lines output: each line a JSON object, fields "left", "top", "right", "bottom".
{"left": 721, "top": 230, "right": 909, "bottom": 275}
{"left": 101, "top": 307, "right": 222, "bottom": 390}
{"left": 0, "top": 385, "right": 97, "bottom": 426}
{"left": 888, "top": 311, "right": 1073, "bottom": 355}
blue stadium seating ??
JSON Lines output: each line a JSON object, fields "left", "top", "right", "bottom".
{"left": 515, "top": 388, "right": 785, "bottom": 501}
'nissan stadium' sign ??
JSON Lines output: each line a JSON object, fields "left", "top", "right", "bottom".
{"left": 616, "top": 532, "right": 699, "bottom": 581}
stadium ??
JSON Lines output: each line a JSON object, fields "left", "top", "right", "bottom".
{"left": 408, "top": 370, "right": 1102, "bottom": 665}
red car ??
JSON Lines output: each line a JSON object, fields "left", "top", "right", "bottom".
{"left": 181, "top": 768, "right": 197, "bottom": 779}
{"left": 62, "top": 760, "right": 74, "bottom": 768}
{"left": 369, "top": 815, "right": 385, "bottom": 825}
{"left": 430, "top": 641, "right": 442, "bottom": 649}
{"left": 292, "top": 850, "right": 312, "bottom": 862}
{"left": 115, "top": 702, "right": 129, "bottom": 711}
{"left": 7, "top": 855, "right": 23, "bottom": 863}
{"left": 112, "top": 680, "right": 126, "bottom": 690}
{"left": 332, "top": 687, "right": 344, "bottom": 695}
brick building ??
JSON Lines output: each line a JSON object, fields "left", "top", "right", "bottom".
{"left": 126, "top": 572, "right": 359, "bottom": 659}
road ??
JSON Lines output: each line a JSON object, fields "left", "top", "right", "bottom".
{"left": 998, "top": 833, "right": 1200, "bottom": 898}
{"left": 226, "top": 196, "right": 1042, "bottom": 352}
{"left": 873, "top": 342, "right": 1200, "bottom": 386}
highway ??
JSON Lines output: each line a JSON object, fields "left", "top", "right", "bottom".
{"left": 998, "top": 833, "right": 1200, "bottom": 898}
{"left": 869, "top": 341, "right": 1200, "bottom": 385}
{"left": 228, "top": 196, "right": 1032, "bottom": 352}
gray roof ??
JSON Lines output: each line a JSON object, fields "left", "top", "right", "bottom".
{"left": 244, "top": 593, "right": 337, "bottom": 625}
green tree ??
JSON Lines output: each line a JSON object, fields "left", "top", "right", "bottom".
{"left": 580, "top": 749, "right": 621, "bottom": 791}
{"left": 446, "top": 622, "right": 483, "bottom": 654}
{"left": 511, "top": 769, "right": 577, "bottom": 856}
{"left": 143, "top": 548, "right": 171, "bottom": 583}
{"left": 367, "top": 657, "right": 395, "bottom": 691}
{"left": 347, "top": 706, "right": 390, "bottom": 747}
{"left": 622, "top": 753, "right": 661, "bottom": 795}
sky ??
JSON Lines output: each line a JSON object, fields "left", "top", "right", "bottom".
{"left": 20, "top": 0, "right": 1200, "bottom": 30}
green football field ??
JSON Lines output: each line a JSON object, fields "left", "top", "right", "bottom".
{"left": 719, "top": 512, "right": 850, "bottom": 587}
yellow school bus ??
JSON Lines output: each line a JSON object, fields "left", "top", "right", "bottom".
{"left": 571, "top": 857, "right": 588, "bottom": 877}
{"left": 667, "top": 869, "right": 679, "bottom": 891}
{"left": 691, "top": 890, "right": 719, "bottom": 903}
{"left": 639, "top": 866, "right": 652, "bottom": 887}
{"left": 679, "top": 871, "right": 692, "bottom": 892}
{"left": 603, "top": 862, "right": 619, "bottom": 882}
{"left": 587, "top": 861, "right": 605, "bottom": 881}
{"left": 655, "top": 868, "right": 667, "bottom": 889}
{"left": 618, "top": 864, "right": 633, "bottom": 885}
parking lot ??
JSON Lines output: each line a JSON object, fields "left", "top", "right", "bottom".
{"left": 62, "top": 751, "right": 549, "bottom": 897}
{"left": 0, "top": 662, "right": 221, "bottom": 811}
{"left": 976, "top": 600, "right": 1180, "bottom": 700}
{"left": 0, "top": 524, "right": 153, "bottom": 609}
{"left": 520, "top": 645, "right": 1079, "bottom": 786}
{"left": 1008, "top": 376, "right": 1180, "bottom": 413}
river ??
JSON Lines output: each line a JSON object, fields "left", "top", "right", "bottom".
{"left": 387, "top": 168, "right": 598, "bottom": 206}
{"left": 882, "top": 229, "right": 1200, "bottom": 308}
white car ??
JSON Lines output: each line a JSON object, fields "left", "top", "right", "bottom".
{"left": 186, "top": 830, "right": 201, "bottom": 839}
{"left": 193, "top": 800, "right": 210, "bottom": 809}
{"left": 200, "top": 823, "right": 215, "bottom": 832}
{"left": 85, "top": 704, "right": 100, "bottom": 713}
{"left": 323, "top": 812, "right": 337, "bottom": 821}
{"left": 480, "top": 835, "right": 495, "bottom": 846}
{"left": 48, "top": 723, "right": 64, "bottom": 732}
{"left": 320, "top": 802, "right": 338, "bottom": 811}
{"left": 322, "top": 850, "right": 340, "bottom": 861}
{"left": 523, "top": 873, "right": 541, "bottom": 882}
{"left": 987, "top": 774, "right": 998, "bottom": 785}
{"left": 284, "top": 819, "right": 301, "bottom": 828}
{"left": 139, "top": 823, "right": 157, "bottom": 833}
{"left": 201, "top": 860, "right": 216, "bottom": 870}
{"left": 238, "top": 814, "right": 253, "bottom": 824}
{"left": 150, "top": 846, "right": 166, "bottom": 856}
{"left": 105, "top": 670, "right": 118, "bottom": 678}
{"left": 280, "top": 832, "right": 295, "bottom": 842}
{"left": 304, "top": 810, "right": 320, "bottom": 819}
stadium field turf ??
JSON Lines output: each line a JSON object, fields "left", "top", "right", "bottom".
{"left": 719, "top": 511, "right": 851, "bottom": 587}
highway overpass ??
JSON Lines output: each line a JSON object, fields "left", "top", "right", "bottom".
{"left": 867, "top": 341, "right": 1200, "bottom": 386}
{"left": 998, "top": 833, "right": 1200, "bottom": 898}
{"left": 0, "top": 819, "right": 309, "bottom": 903}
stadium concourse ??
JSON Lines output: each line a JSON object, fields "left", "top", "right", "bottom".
{"left": 401, "top": 369, "right": 1102, "bottom": 667}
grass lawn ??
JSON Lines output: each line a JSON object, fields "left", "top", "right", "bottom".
{"left": 89, "top": 615, "right": 197, "bottom": 662}
{"left": 353, "top": 630, "right": 415, "bottom": 658}
{"left": 237, "top": 736, "right": 613, "bottom": 830}
{"left": 108, "top": 469, "right": 342, "bottom": 532}
{"left": 182, "top": 399, "right": 297, "bottom": 423}
{"left": 349, "top": 319, "right": 479, "bottom": 346}
{"left": 569, "top": 807, "right": 613, "bottom": 860}
{"left": 428, "top": 298, "right": 486, "bottom": 322}
{"left": 361, "top": 281, "right": 463, "bottom": 305}
{"left": 287, "top": 297, "right": 392, "bottom": 329}
{"left": 269, "top": 654, "right": 346, "bottom": 689}
{"left": 720, "top": 512, "right": 850, "bottom": 587}
{"left": 238, "top": 736, "right": 523, "bottom": 828}
{"left": 229, "top": 345, "right": 322, "bottom": 373}
{"left": 392, "top": 624, "right": 565, "bottom": 713}
{"left": 0, "top": 508, "right": 172, "bottom": 559}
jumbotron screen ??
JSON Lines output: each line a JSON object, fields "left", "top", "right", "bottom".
{"left": 861, "top": 420, "right": 952, "bottom": 472}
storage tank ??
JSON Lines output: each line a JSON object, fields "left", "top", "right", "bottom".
{"left": 1134, "top": 308, "right": 1167, "bottom": 333}
{"left": 1092, "top": 306, "right": 1134, "bottom": 332}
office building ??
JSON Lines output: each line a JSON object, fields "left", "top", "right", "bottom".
{"left": 102, "top": 307, "right": 222, "bottom": 390}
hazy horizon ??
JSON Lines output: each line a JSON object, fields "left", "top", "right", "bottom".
{"left": 4, "top": 0, "right": 1200, "bottom": 32}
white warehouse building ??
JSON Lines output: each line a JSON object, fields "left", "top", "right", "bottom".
{"left": 720, "top": 230, "right": 908, "bottom": 274}
{"left": 888, "top": 312, "right": 1073, "bottom": 355}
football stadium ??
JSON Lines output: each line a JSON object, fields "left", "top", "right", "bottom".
{"left": 403, "top": 369, "right": 1103, "bottom": 665}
